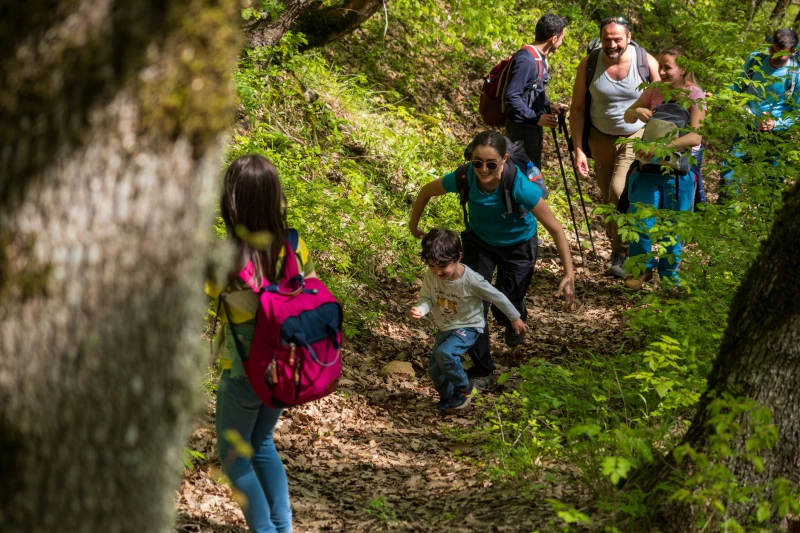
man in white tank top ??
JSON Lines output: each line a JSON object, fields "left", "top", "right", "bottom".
{"left": 569, "top": 18, "right": 659, "bottom": 279}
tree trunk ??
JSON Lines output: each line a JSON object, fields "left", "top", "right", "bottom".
{"left": 641, "top": 183, "right": 800, "bottom": 532}
{"left": 0, "top": 1, "right": 240, "bottom": 532}
{"left": 244, "top": 0, "right": 384, "bottom": 49}
{"left": 770, "top": 0, "right": 791, "bottom": 26}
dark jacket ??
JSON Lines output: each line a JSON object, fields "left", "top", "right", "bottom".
{"left": 503, "top": 47, "right": 551, "bottom": 124}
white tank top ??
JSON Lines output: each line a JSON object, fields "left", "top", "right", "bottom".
{"left": 589, "top": 47, "right": 645, "bottom": 136}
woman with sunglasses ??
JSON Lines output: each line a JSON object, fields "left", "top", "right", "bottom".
{"left": 409, "top": 130, "right": 575, "bottom": 390}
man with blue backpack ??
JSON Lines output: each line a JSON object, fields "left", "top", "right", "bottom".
{"left": 503, "top": 14, "right": 570, "bottom": 168}
{"left": 720, "top": 28, "right": 799, "bottom": 197}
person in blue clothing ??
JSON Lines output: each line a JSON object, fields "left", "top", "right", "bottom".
{"left": 207, "top": 155, "right": 317, "bottom": 533}
{"left": 409, "top": 131, "right": 575, "bottom": 390}
{"left": 622, "top": 102, "right": 700, "bottom": 290}
{"left": 504, "top": 14, "right": 570, "bottom": 167}
{"left": 720, "top": 28, "right": 799, "bottom": 197}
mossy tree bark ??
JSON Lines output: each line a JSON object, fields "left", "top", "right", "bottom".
{"left": 244, "top": 0, "right": 384, "bottom": 49}
{"left": 640, "top": 183, "right": 800, "bottom": 532}
{"left": 0, "top": 1, "right": 240, "bottom": 532}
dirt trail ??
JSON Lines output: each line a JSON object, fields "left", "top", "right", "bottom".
{"left": 174, "top": 204, "right": 637, "bottom": 532}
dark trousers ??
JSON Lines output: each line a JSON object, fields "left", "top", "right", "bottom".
{"left": 505, "top": 119, "right": 544, "bottom": 168}
{"left": 461, "top": 230, "right": 538, "bottom": 377}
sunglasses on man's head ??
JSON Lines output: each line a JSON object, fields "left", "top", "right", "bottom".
{"left": 600, "top": 16, "right": 629, "bottom": 28}
{"left": 471, "top": 160, "right": 500, "bottom": 170}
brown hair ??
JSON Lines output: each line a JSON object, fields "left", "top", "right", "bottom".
{"left": 220, "top": 154, "right": 288, "bottom": 288}
{"left": 659, "top": 45, "right": 700, "bottom": 88}
{"left": 420, "top": 228, "right": 462, "bottom": 265}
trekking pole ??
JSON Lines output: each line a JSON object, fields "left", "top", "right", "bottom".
{"left": 557, "top": 113, "right": 600, "bottom": 265}
{"left": 550, "top": 126, "right": 586, "bottom": 268}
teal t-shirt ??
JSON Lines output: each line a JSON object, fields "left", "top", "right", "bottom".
{"left": 442, "top": 163, "right": 542, "bottom": 247}
{"left": 733, "top": 52, "right": 800, "bottom": 131}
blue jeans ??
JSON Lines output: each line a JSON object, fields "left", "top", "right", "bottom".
{"left": 690, "top": 146, "right": 706, "bottom": 206}
{"left": 429, "top": 327, "right": 481, "bottom": 400}
{"left": 627, "top": 171, "right": 695, "bottom": 282}
{"left": 216, "top": 371, "right": 292, "bottom": 533}
{"left": 719, "top": 132, "right": 784, "bottom": 195}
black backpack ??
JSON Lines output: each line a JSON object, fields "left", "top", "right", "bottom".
{"left": 455, "top": 136, "right": 537, "bottom": 228}
{"left": 582, "top": 41, "right": 651, "bottom": 159}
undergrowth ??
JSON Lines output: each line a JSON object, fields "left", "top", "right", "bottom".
{"left": 220, "top": 0, "right": 800, "bottom": 528}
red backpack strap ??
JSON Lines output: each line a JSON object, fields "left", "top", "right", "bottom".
{"left": 238, "top": 229, "right": 304, "bottom": 295}
{"left": 520, "top": 45, "right": 547, "bottom": 86}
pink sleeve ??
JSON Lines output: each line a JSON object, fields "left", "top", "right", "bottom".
{"left": 688, "top": 86, "right": 706, "bottom": 113}
{"left": 640, "top": 88, "right": 653, "bottom": 109}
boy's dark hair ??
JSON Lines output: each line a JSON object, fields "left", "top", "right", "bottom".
{"left": 420, "top": 228, "right": 462, "bottom": 265}
{"left": 535, "top": 14, "right": 567, "bottom": 42}
{"left": 470, "top": 130, "right": 507, "bottom": 157}
{"left": 773, "top": 28, "right": 798, "bottom": 50}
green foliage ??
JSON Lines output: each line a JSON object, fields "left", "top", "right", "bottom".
{"left": 226, "top": 33, "right": 464, "bottom": 336}
{"left": 222, "top": 0, "right": 800, "bottom": 527}
{"left": 183, "top": 447, "right": 208, "bottom": 471}
{"left": 667, "top": 395, "right": 800, "bottom": 531}
{"left": 368, "top": 495, "right": 399, "bottom": 522}
{"left": 241, "top": 0, "right": 285, "bottom": 21}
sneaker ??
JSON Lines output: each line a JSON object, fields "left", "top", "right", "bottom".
{"left": 435, "top": 397, "right": 450, "bottom": 411}
{"left": 504, "top": 326, "right": 525, "bottom": 347}
{"left": 606, "top": 253, "right": 627, "bottom": 279}
{"left": 471, "top": 373, "right": 494, "bottom": 392}
{"left": 537, "top": 236, "right": 544, "bottom": 246}
{"left": 447, "top": 385, "right": 473, "bottom": 410}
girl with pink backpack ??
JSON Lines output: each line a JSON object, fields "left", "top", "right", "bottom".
{"left": 207, "top": 154, "right": 342, "bottom": 533}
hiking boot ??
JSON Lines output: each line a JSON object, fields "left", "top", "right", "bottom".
{"left": 606, "top": 253, "right": 627, "bottom": 279}
{"left": 504, "top": 326, "right": 526, "bottom": 347}
{"left": 447, "top": 383, "right": 474, "bottom": 410}
{"left": 624, "top": 270, "right": 653, "bottom": 290}
{"left": 471, "top": 373, "right": 494, "bottom": 392}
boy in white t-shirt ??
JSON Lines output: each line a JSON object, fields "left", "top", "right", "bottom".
{"left": 410, "top": 229, "right": 528, "bottom": 410}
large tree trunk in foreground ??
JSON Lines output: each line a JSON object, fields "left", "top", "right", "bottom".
{"left": 642, "top": 183, "right": 800, "bottom": 532}
{"left": 244, "top": 0, "right": 384, "bottom": 49}
{"left": 0, "top": 1, "right": 239, "bottom": 532}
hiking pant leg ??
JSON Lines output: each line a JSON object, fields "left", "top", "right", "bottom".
{"left": 217, "top": 371, "right": 287, "bottom": 533}
{"left": 505, "top": 119, "right": 544, "bottom": 168}
{"left": 461, "top": 231, "right": 498, "bottom": 376}
{"left": 251, "top": 407, "right": 292, "bottom": 533}
{"left": 720, "top": 136, "right": 747, "bottom": 195}
{"left": 589, "top": 127, "right": 642, "bottom": 254}
{"left": 690, "top": 147, "right": 706, "bottom": 205}
{"left": 626, "top": 174, "right": 660, "bottom": 274}
{"left": 432, "top": 328, "right": 479, "bottom": 392}
{"left": 429, "top": 332, "right": 454, "bottom": 400}
{"left": 656, "top": 173, "right": 694, "bottom": 282}
{"left": 491, "top": 236, "right": 537, "bottom": 327}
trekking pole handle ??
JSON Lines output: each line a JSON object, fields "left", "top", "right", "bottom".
{"left": 557, "top": 114, "right": 574, "bottom": 153}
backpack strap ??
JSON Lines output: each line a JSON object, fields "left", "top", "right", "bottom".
{"left": 583, "top": 48, "right": 602, "bottom": 159}
{"left": 221, "top": 295, "right": 249, "bottom": 362}
{"left": 455, "top": 163, "right": 470, "bottom": 228}
{"left": 523, "top": 45, "right": 548, "bottom": 88}
{"left": 744, "top": 51, "right": 767, "bottom": 81}
{"left": 585, "top": 48, "right": 601, "bottom": 90}
{"left": 501, "top": 45, "right": 543, "bottom": 114}
{"left": 633, "top": 42, "right": 651, "bottom": 83}
{"left": 785, "top": 56, "right": 798, "bottom": 98}
{"left": 499, "top": 161, "right": 519, "bottom": 217}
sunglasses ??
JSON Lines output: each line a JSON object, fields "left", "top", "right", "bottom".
{"left": 471, "top": 160, "right": 501, "bottom": 170}
{"left": 600, "top": 16, "right": 629, "bottom": 28}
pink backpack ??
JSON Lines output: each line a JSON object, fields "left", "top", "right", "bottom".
{"left": 225, "top": 230, "right": 342, "bottom": 408}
